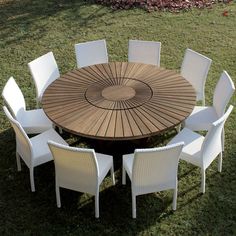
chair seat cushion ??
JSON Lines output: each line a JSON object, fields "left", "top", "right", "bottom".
{"left": 96, "top": 153, "right": 113, "bottom": 184}
{"left": 184, "top": 106, "right": 218, "bottom": 131}
{"left": 18, "top": 109, "right": 52, "bottom": 134}
{"left": 168, "top": 128, "right": 204, "bottom": 167}
{"left": 31, "top": 129, "right": 68, "bottom": 167}
{"left": 123, "top": 153, "right": 134, "bottom": 180}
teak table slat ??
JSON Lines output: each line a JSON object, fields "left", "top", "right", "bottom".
{"left": 42, "top": 62, "right": 196, "bottom": 140}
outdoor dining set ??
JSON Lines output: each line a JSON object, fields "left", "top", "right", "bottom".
{"left": 2, "top": 39, "right": 235, "bottom": 218}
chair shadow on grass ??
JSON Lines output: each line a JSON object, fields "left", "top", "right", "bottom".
{"left": 0, "top": 127, "right": 175, "bottom": 233}
{"left": 51, "top": 178, "right": 175, "bottom": 229}
{"left": 1, "top": 126, "right": 235, "bottom": 234}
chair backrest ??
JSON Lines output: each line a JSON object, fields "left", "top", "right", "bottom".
{"left": 201, "top": 105, "right": 233, "bottom": 169}
{"left": 128, "top": 40, "right": 161, "bottom": 66}
{"left": 28, "top": 52, "right": 60, "bottom": 101}
{"left": 213, "top": 71, "right": 235, "bottom": 117}
{"left": 181, "top": 49, "right": 212, "bottom": 104}
{"left": 48, "top": 141, "right": 99, "bottom": 195}
{"left": 75, "top": 39, "right": 108, "bottom": 68}
{"left": 2, "top": 77, "right": 26, "bottom": 120}
{"left": 3, "top": 106, "right": 32, "bottom": 167}
{"left": 132, "top": 142, "right": 184, "bottom": 194}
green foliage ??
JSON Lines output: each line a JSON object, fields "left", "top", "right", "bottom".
{"left": 0, "top": 1, "right": 235, "bottom": 235}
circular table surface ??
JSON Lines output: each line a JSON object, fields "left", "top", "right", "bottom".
{"left": 42, "top": 62, "right": 196, "bottom": 140}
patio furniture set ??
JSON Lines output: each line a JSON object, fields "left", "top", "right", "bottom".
{"left": 2, "top": 39, "right": 235, "bottom": 218}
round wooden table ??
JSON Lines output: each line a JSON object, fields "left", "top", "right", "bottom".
{"left": 42, "top": 62, "right": 196, "bottom": 140}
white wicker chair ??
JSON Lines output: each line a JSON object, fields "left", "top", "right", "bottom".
{"left": 169, "top": 105, "right": 233, "bottom": 193}
{"left": 181, "top": 48, "right": 212, "bottom": 106}
{"left": 75, "top": 39, "right": 108, "bottom": 68}
{"left": 184, "top": 71, "right": 235, "bottom": 151}
{"left": 122, "top": 142, "right": 184, "bottom": 218}
{"left": 48, "top": 141, "right": 115, "bottom": 218}
{"left": 184, "top": 71, "right": 235, "bottom": 131}
{"left": 28, "top": 52, "right": 60, "bottom": 107}
{"left": 2, "top": 77, "right": 52, "bottom": 134}
{"left": 3, "top": 106, "right": 68, "bottom": 192}
{"left": 128, "top": 39, "right": 161, "bottom": 66}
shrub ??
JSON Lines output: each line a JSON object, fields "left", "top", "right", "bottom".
{"left": 94, "top": 0, "right": 222, "bottom": 12}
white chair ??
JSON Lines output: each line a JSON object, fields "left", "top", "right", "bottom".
{"left": 168, "top": 105, "right": 233, "bottom": 193}
{"left": 2, "top": 77, "right": 53, "bottom": 134}
{"left": 122, "top": 142, "right": 184, "bottom": 218}
{"left": 181, "top": 48, "right": 212, "bottom": 106}
{"left": 48, "top": 141, "right": 115, "bottom": 218}
{"left": 3, "top": 106, "right": 68, "bottom": 192}
{"left": 184, "top": 71, "right": 235, "bottom": 151}
{"left": 128, "top": 39, "right": 161, "bottom": 66}
{"left": 184, "top": 71, "right": 235, "bottom": 131}
{"left": 28, "top": 52, "right": 60, "bottom": 107}
{"left": 75, "top": 39, "right": 108, "bottom": 68}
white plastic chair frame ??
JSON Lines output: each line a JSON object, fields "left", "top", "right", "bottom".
{"left": 48, "top": 141, "right": 115, "bottom": 218}
{"left": 181, "top": 48, "right": 212, "bottom": 106}
{"left": 169, "top": 105, "right": 233, "bottom": 193}
{"left": 122, "top": 142, "right": 184, "bottom": 218}
{"left": 2, "top": 77, "right": 53, "bottom": 134}
{"left": 128, "top": 39, "right": 161, "bottom": 66}
{"left": 28, "top": 52, "right": 60, "bottom": 107}
{"left": 75, "top": 39, "right": 108, "bottom": 68}
{"left": 184, "top": 71, "right": 235, "bottom": 150}
{"left": 3, "top": 106, "right": 68, "bottom": 192}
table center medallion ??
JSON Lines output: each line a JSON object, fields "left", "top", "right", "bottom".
{"left": 101, "top": 85, "right": 135, "bottom": 101}
{"left": 85, "top": 78, "right": 153, "bottom": 110}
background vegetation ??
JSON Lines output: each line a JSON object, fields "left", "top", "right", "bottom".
{"left": 0, "top": 0, "right": 235, "bottom": 235}
{"left": 94, "top": 0, "right": 218, "bottom": 11}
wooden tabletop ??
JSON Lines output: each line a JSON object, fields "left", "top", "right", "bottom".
{"left": 42, "top": 62, "right": 196, "bottom": 140}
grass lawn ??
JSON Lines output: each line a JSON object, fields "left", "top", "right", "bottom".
{"left": 0, "top": 0, "right": 236, "bottom": 235}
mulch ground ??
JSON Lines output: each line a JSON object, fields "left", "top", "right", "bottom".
{"left": 94, "top": 0, "right": 229, "bottom": 12}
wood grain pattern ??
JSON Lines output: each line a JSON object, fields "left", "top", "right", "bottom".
{"left": 42, "top": 62, "right": 196, "bottom": 140}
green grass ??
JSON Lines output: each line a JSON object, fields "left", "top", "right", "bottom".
{"left": 0, "top": 0, "right": 236, "bottom": 235}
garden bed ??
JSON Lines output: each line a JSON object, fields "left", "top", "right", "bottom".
{"left": 94, "top": 0, "right": 227, "bottom": 12}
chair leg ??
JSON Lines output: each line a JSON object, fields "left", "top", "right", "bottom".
{"left": 132, "top": 192, "right": 136, "bottom": 218}
{"left": 122, "top": 165, "right": 126, "bottom": 185}
{"left": 36, "top": 99, "right": 40, "bottom": 109}
{"left": 29, "top": 167, "right": 35, "bottom": 192}
{"left": 172, "top": 188, "right": 178, "bottom": 210}
{"left": 16, "top": 152, "right": 21, "bottom": 171}
{"left": 58, "top": 127, "right": 63, "bottom": 134}
{"left": 221, "top": 128, "right": 225, "bottom": 152}
{"left": 56, "top": 184, "right": 61, "bottom": 208}
{"left": 176, "top": 123, "right": 182, "bottom": 133}
{"left": 202, "top": 97, "right": 205, "bottom": 107}
{"left": 200, "top": 169, "right": 206, "bottom": 193}
{"left": 95, "top": 189, "right": 99, "bottom": 218}
{"left": 53, "top": 124, "right": 63, "bottom": 134}
{"left": 218, "top": 152, "right": 223, "bottom": 172}
{"left": 110, "top": 164, "right": 115, "bottom": 185}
